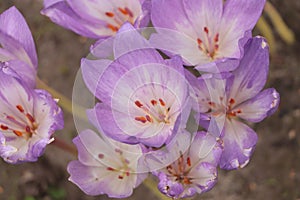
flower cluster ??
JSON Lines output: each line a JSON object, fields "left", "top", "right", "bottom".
{"left": 0, "top": 0, "right": 280, "bottom": 199}
{"left": 41, "top": 0, "right": 281, "bottom": 198}
{"left": 43, "top": 0, "right": 279, "bottom": 198}
{"left": 0, "top": 7, "right": 63, "bottom": 164}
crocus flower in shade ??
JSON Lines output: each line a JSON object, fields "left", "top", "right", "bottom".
{"left": 0, "top": 64, "right": 63, "bottom": 164}
{"left": 0, "top": 6, "right": 38, "bottom": 87}
{"left": 41, "top": 0, "right": 151, "bottom": 39}
{"left": 153, "top": 131, "right": 223, "bottom": 199}
{"left": 68, "top": 129, "right": 147, "bottom": 198}
{"left": 150, "top": 0, "right": 265, "bottom": 71}
{"left": 190, "top": 37, "right": 280, "bottom": 170}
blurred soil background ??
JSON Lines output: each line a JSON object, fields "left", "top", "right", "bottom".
{"left": 0, "top": 0, "right": 299, "bottom": 200}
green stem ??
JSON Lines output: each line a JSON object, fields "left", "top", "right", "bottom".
{"left": 51, "top": 136, "right": 78, "bottom": 157}
{"left": 36, "top": 78, "right": 87, "bottom": 122}
{"left": 265, "top": 1, "right": 295, "bottom": 45}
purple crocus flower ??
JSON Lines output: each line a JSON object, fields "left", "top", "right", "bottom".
{"left": 0, "top": 6, "right": 38, "bottom": 87}
{"left": 68, "top": 129, "right": 147, "bottom": 198}
{"left": 153, "top": 131, "right": 223, "bottom": 199}
{"left": 82, "top": 24, "right": 194, "bottom": 148}
{"left": 0, "top": 64, "right": 63, "bottom": 164}
{"left": 190, "top": 37, "right": 280, "bottom": 170}
{"left": 150, "top": 0, "right": 265, "bottom": 72}
{"left": 41, "top": 0, "right": 151, "bottom": 39}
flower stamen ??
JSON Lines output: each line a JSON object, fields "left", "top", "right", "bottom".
{"left": 0, "top": 104, "right": 38, "bottom": 140}
{"left": 166, "top": 153, "right": 193, "bottom": 185}
{"left": 197, "top": 27, "right": 220, "bottom": 59}
{"left": 105, "top": 7, "right": 135, "bottom": 32}
{"left": 134, "top": 98, "right": 171, "bottom": 124}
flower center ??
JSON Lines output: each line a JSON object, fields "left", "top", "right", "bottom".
{"left": 98, "top": 148, "right": 132, "bottom": 180}
{"left": 0, "top": 104, "right": 37, "bottom": 140}
{"left": 197, "top": 27, "right": 219, "bottom": 60}
{"left": 206, "top": 97, "right": 242, "bottom": 119}
{"left": 134, "top": 98, "right": 171, "bottom": 124}
{"left": 105, "top": 7, "right": 135, "bottom": 32}
{"left": 166, "top": 153, "right": 192, "bottom": 185}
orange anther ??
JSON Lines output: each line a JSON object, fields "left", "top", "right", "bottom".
{"left": 187, "top": 157, "right": 191, "bottom": 167}
{"left": 151, "top": 99, "right": 157, "bottom": 106}
{"left": 107, "top": 24, "right": 118, "bottom": 32}
{"left": 146, "top": 115, "right": 153, "bottom": 122}
{"left": 135, "top": 116, "right": 147, "bottom": 123}
{"left": 135, "top": 100, "right": 143, "bottom": 108}
{"left": 229, "top": 98, "right": 235, "bottom": 104}
{"left": 16, "top": 105, "right": 24, "bottom": 113}
{"left": 214, "top": 33, "right": 219, "bottom": 42}
{"left": 107, "top": 167, "right": 115, "bottom": 171}
{"left": 118, "top": 7, "right": 128, "bottom": 15}
{"left": 0, "top": 125, "right": 8, "bottom": 130}
{"left": 159, "top": 98, "right": 166, "bottom": 106}
{"left": 125, "top": 7, "right": 133, "bottom": 17}
{"left": 197, "top": 38, "right": 202, "bottom": 45}
{"left": 204, "top": 27, "right": 209, "bottom": 34}
{"left": 26, "top": 113, "right": 35, "bottom": 123}
{"left": 25, "top": 126, "right": 31, "bottom": 133}
{"left": 98, "top": 153, "right": 104, "bottom": 159}
{"left": 13, "top": 130, "right": 23, "bottom": 137}
{"left": 105, "top": 12, "right": 114, "bottom": 17}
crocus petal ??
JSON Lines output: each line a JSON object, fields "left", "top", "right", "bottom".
{"left": 0, "top": 6, "right": 37, "bottom": 68}
{"left": 219, "top": 0, "right": 265, "bottom": 59}
{"left": 185, "top": 71, "right": 210, "bottom": 113}
{"left": 5, "top": 60, "right": 37, "bottom": 89}
{"left": 88, "top": 103, "right": 139, "bottom": 144}
{"left": 81, "top": 58, "right": 112, "bottom": 97}
{"left": 65, "top": 0, "right": 112, "bottom": 23}
{"left": 187, "top": 162, "right": 217, "bottom": 196}
{"left": 183, "top": 0, "right": 223, "bottom": 37}
{"left": 95, "top": 48, "right": 164, "bottom": 103}
{"left": 90, "top": 36, "right": 115, "bottom": 59}
{"left": 113, "top": 23, "right": 152, "bottom": 59}
{"left": 222, "top": 0, "right": 266, "bottom": 30}
{"left": 137, "top": 0, "right": 151, "bottom": 28}
{"left": 235, "top": 88, "right": 280, "bottom": 123}
{"left": 149, "top": 29, "right": 205, "bottom": 66}
{"left": 220, "top": 119, "right": 258, "bottom": 170}
{"left": 41, "top": 1, "right": 107, "bottom": 38}
{"left": 229, "top": 37, "right": 269, "bottom": 105}
{"left": 68, "top": 161, "right": 110, "bottom": 196}
{"left": 150, "top": 0, "right": 203, "bottom": 66}
{"left": 195, "top": 57, "right": 240, "bottom": 73}
{"left": 151, "top": 0, "right": 197, "bottom": 38}
{"left": 0, "top": 34, "right": 37, "bottom": 87}
{"left": 33, "top": 89, "right": 64, "bottom": 135}
{"left": 66, "top": 0, "right": 142, "bottom": 25}
{"left": 71, "top": 129, "right": 104, "bottom": 167}
{"left": 189, "top": 131, "right": 223, "bottom": 167}
{"left": 143, "top": 128, "right": 193, "bottom": 172}
{"left": 68, "top": 129, "right": 146, "bottom": 198}
{"left": 157, "top": 172, "right": 185, "bottom": 198}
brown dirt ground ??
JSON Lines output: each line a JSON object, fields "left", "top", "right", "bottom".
{"left": 0, "top": 0, "right": 299, "bottom": 199}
